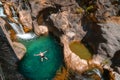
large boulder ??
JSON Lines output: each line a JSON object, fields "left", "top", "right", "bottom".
{"left": 85, "top": 17, "right": 120, "bottom": 58}
{"left": 50, "top": 11, "right": 86, "bottom": 41}
{"left": 33, "top": 21, "right": 48, "bottom": 36}
{"left": 80, "top": 0, "right": 120, "bottom": 76}
{"left": 12, "top": 42, "right": 26, "bottom": 60}
{"left": 34, "top": 25, "right": 48, "bottom": 36}
{"left": 29, "top": 0, "right": 78, "bottom": 17}
{"left": 19, "top": 10, "right": 33, "bottom": 31}
{"left": 3, "top": 3, "right": 12, "bottom": 17}
{"left": 97, "top": 17, "right": 120, "bottom": 57}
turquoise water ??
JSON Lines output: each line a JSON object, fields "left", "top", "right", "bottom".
{"left": 18, "top": 35, "right": 64, "bottom": 80}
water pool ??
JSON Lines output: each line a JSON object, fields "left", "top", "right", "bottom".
{"left": 18, "top": 35, "right": 64, "bottom": 80}
{"left": 69, "top": 41, "right": 92, "bottom": 60}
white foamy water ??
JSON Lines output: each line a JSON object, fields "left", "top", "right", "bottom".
{"left": 0, "top": 2, "right": 37, "bottom": 40}
{"left": 92, "top": 68, "right": 103, "bottom": 80}
{"left": 9, "top": 23, "right": 37, "bottom": 40}
{"left": 9, "top": 23, "right": 25, "bottom": 34}
{"left": 0, "top": 1, "right": 2, "bottom": 5}
{"left": 0, "top": 7, "right": 6, "bottom": 17}
{"left": 17, "top": 33, "right": 37, "bottom": 40}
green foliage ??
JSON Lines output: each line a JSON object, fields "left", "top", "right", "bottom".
{"left": 86, "top": 5, "right": 94, "bottom": 12}
{"left": 76, "top": 7, "right": 84, "bottom": 14}
{"left": 53, "top": 66, "right": 69, "bottom": 80}
{"left": 23, "top": 0, "right": 29, "bottom": 3}
{"left": 101, "top": 58, "right": 112, "bottom": 67}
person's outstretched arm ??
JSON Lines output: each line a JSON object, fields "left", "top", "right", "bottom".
{"left": 34, "top": 54, "right": 40, "bottom": 56}
{"left": 43, "top": 51, "right": 47, "bottom": 54}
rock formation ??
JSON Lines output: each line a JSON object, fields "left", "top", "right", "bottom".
{"left": 12, "top": 42, "right": 26, "bottom": 60}
{"left": 33, "top": 21, "right": 48, "bottom": 36}
{"left": 0, "top": 0, "right": 120, "bottom": 79}
{"left": 19, "top": 10, "right": 33, "bottom": 30}
{"left": 50, "top": 11, "right": 86, "bottom": 41}
{"left": 61, "top": 35, "right": 88, "bottom": 73}
{"left": 0, "top": 15, "right": 25, "bottom": 80}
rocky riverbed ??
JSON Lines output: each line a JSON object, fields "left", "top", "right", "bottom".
{"left": 0, "top": 0, "right": 120, "bottom": 80}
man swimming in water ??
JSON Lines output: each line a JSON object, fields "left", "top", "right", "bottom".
{"left": 34, "top": 51, "right": 48, "bottom": 62}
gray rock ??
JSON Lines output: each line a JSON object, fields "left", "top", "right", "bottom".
{"left": 83, "top": 16, "right": 120, "bottom": 57}
{"left": 97, "top": 22, "right": 120, "bottom": 57}
{"left": 95, "top": 0, "right": 119, "bottom": 21}
{"left": 50, "top": 11, "right": 86, "bottom": 41}
{"left": 114, "top": 72, "right": 120, "bottom": 80}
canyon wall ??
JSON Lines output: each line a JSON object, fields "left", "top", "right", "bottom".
{"left": 1, "top": 0, "right": 120, "bottom": 79}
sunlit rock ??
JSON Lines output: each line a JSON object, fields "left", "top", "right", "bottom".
{"left": 61, "top": 35, "right": 88, "bottom": 73}
{"left": 35, "top": 25, "right": 48, "bottom": 36}
{"left": 97, "top": 17, "right": 120, "bottom": 57}
{"left": 114, "top": 72, "right": 120, "bottom": 80}
{"left": 9, "top": 29, "right": 16, "bottom": 41}
{"left": 33, "top": 21, "right": 48, "bottom": 36}
{"left": 50, "top": 11, "right": 86, "bottom": 41}
{"left": 3, "top": 3, "right": 18, "bottom": 23}
{"left": 60, "top": 35, "right": 112, "bottom": 76}
{"left": 23, "top": 26, "right": 32, "bottom": 33}
{"left": 1, "top": 0, "right": 120, "bottom": 79}
{"left": 66, "top": 31, "right": 75, "bottom": 40}
{"left": 29, "top": 0, "right": 52, "bottom": 17}
{"left": 19, "top": 10, "right": 32, "bottom": 30}
{"left": 3, "top": 3, "right": 12, "bottom": 17}
{"left": 12, "top": 42, "right": 26, "bottom": 60}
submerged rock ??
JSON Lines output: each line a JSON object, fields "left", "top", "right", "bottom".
{"left": 12, "top": 42, "right": 26, "bottom": 60}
